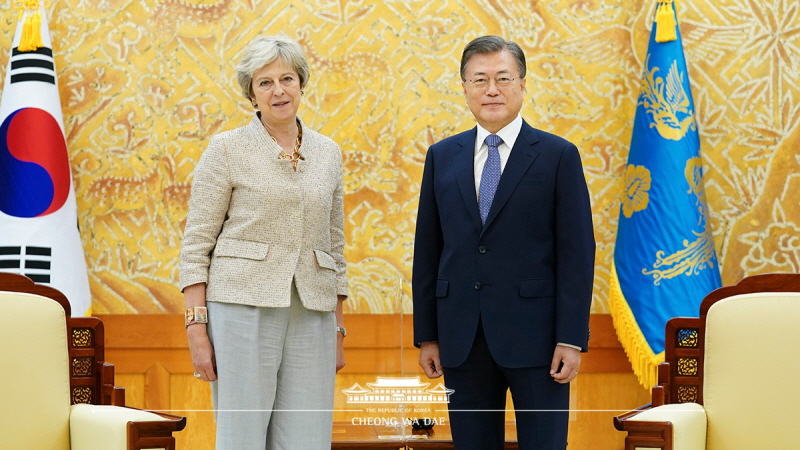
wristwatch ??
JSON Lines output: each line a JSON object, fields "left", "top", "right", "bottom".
{"left": 336, "top": 326, "right": 347, "bottom": 337}
{"left": 185, "top": 306, "right": 208, "bottom": 328}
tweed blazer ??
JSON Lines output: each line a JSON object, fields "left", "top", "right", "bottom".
{"left": 179, "top": 115, "right": 348, "bottom": 311}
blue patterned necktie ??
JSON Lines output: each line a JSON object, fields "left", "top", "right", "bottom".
{"left": 479, "top": 134, "right": 502, "bottom": 225}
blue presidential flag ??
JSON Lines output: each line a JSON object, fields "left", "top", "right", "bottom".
{"left": 0, "top": 3, "right": 91, "bottom": 315}
{"left": 609, "top": 0, "right": 721, "bottom": 388}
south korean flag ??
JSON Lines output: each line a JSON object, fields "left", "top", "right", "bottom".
{"left": 0, "top": 4, "right": 91, "bottom": 315}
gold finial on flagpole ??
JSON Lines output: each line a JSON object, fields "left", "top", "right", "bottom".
{"left": 15, "top": 0, "right": 48, "bottom": 52}
{"left": 655, "top": 0, "right": 677, "bottom": 43}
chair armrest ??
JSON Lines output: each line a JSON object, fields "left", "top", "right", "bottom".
{"left": 70, "top": 404, "right": 186, "bottom": 450}
{"left": 614, "top": 403, "right": 707, "bottom": 450}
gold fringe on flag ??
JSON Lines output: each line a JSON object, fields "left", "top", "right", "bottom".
{"left": 608, "top": 262, "right": 663, "bottom": 390}
{"left": 16, "top": 0, "right": 47, "bottom": 52}
{"left": 655, "top": 0, "right": 677, "bottom": 43}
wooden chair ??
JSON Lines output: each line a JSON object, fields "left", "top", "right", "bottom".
{"left": 613, "top": 273, "right": 800, "bottom": 450}
{"left": 0, "top": 272, "right": 186, "bottom": 450}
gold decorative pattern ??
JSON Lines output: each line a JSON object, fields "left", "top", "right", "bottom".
{"left": 642, "top": 232, "right": 717, "bottom": 285}
{"left": 677, "top": 357, "right": 698, "bottom": 376}
{"left": 676, "top": 328, "right": 699, "bottom": 348}
{"left": 0, "top": 1, "right": 797, "bottom": 314}
{"left": 622, "top": 164, "right": 651, "bottom": 218}
{"left": 677, "top": 385, "right": 698, "bottom": 403}
{"left": 72, "top": 357, "right": 93, "bottom": 377}
{"left": 71, "top": 386, "right": 92, "bottom": 404}
{"left": 72, "top": 328, "right": 93, "bottom": 347}
{"left": 642, "top": 157, "right": 717, "bottom": 285}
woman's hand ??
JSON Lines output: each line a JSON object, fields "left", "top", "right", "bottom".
{"left": 188, "top": 325, "right": 217, "bottom": 381}
{"left": 184, "top": 283, "right": 216, "bottom": 381}
{"left": 335, "top": 294, "right": 346, "bottom": 373}
{"left": 335, "top": 333, "right": 346, "bottom": 372}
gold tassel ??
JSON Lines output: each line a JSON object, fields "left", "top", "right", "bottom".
{"left": 655, "top": 0, "right": 677, "bottom": 43}
{"left": 17, "top": 1, "right": 45, "bottom": 52}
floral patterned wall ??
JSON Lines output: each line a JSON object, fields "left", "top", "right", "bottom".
{"left": 1, "top": 0, "right": 797, "bottom": 314}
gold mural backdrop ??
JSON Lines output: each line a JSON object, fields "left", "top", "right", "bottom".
{"left": 1, "top": 0, "right": 798, "bottom": 314}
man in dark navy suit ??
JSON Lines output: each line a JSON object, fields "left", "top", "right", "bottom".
{"left": 412, "top": 36, "right": 595, "bottom": 450}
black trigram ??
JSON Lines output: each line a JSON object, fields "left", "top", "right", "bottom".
{"left": 0, "top": 246, "right": 52, "bottom": 283}
{"left": 10, "top": 47, "right": 55, "bottom": 85}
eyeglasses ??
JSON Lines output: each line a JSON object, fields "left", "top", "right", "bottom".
{"left": 466, "top": 76, "right": 521, "bottom": 89}
{"left": 255, "top": 75, "right": 298, "bottom": 91}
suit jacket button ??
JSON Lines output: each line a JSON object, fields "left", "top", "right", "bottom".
{"left": 474, "top": 282, "right": 482, "bottom": 290}
{"left": 478, "top": 246, "right": 486, "bottom": 254}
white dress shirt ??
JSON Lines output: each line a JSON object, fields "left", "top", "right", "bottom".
{"left": 473, "top": 116, "right": 522, "bottom": 196}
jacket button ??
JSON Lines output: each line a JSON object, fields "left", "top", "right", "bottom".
{"left": 478, "top": 246, "right": 486, "bottom": 253}
{"left": 474, "top": 282, "right": 482, "bottom": 290}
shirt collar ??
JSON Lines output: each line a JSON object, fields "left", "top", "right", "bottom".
{"left": 476, "top": 115, "right": 523, "bottom": 149}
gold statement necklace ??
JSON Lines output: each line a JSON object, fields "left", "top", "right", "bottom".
{"left": 270, "top": 119, "right": 304, "bottom": 171}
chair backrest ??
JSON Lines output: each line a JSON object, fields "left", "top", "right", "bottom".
{"left": 0, "top": 290, "right": 72, "bottom": 450}
{"left": 702, "top": 292, "right": 800, "bottom": 450}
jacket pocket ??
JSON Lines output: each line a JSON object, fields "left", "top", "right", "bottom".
{"left": 435, "top": 279, "right": 449, "bottom": 298}
{"left": 519, "top": 279, "right": 555, "bottom": 298}
{"left": 214, "top": 238, "right": 269, "bottom": 260}
{"left": 314, "top": 249, "right": 337, "bottom": 270}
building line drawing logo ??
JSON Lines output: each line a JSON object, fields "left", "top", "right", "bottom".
{"left": 342, "top": 376, "right": 454, "bottom": 404}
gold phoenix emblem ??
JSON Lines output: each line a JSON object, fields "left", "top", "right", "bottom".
{"left": 639, "top": 56, "right": 696, "bottom": 141}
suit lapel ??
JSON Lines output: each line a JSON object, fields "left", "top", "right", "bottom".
{"left": 454, "top": 128, "right": 483, "bottom": 232}
{"left": 481, "top": 121, "right": 541, "bottom": 232}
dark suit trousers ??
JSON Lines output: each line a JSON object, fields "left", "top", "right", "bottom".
{"left": 442, "top": 321, "right": 570, "bottom": 450}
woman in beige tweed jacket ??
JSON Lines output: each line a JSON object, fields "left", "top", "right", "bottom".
{"left": 179, "top": 35, "right": 348, "bottom": 450}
